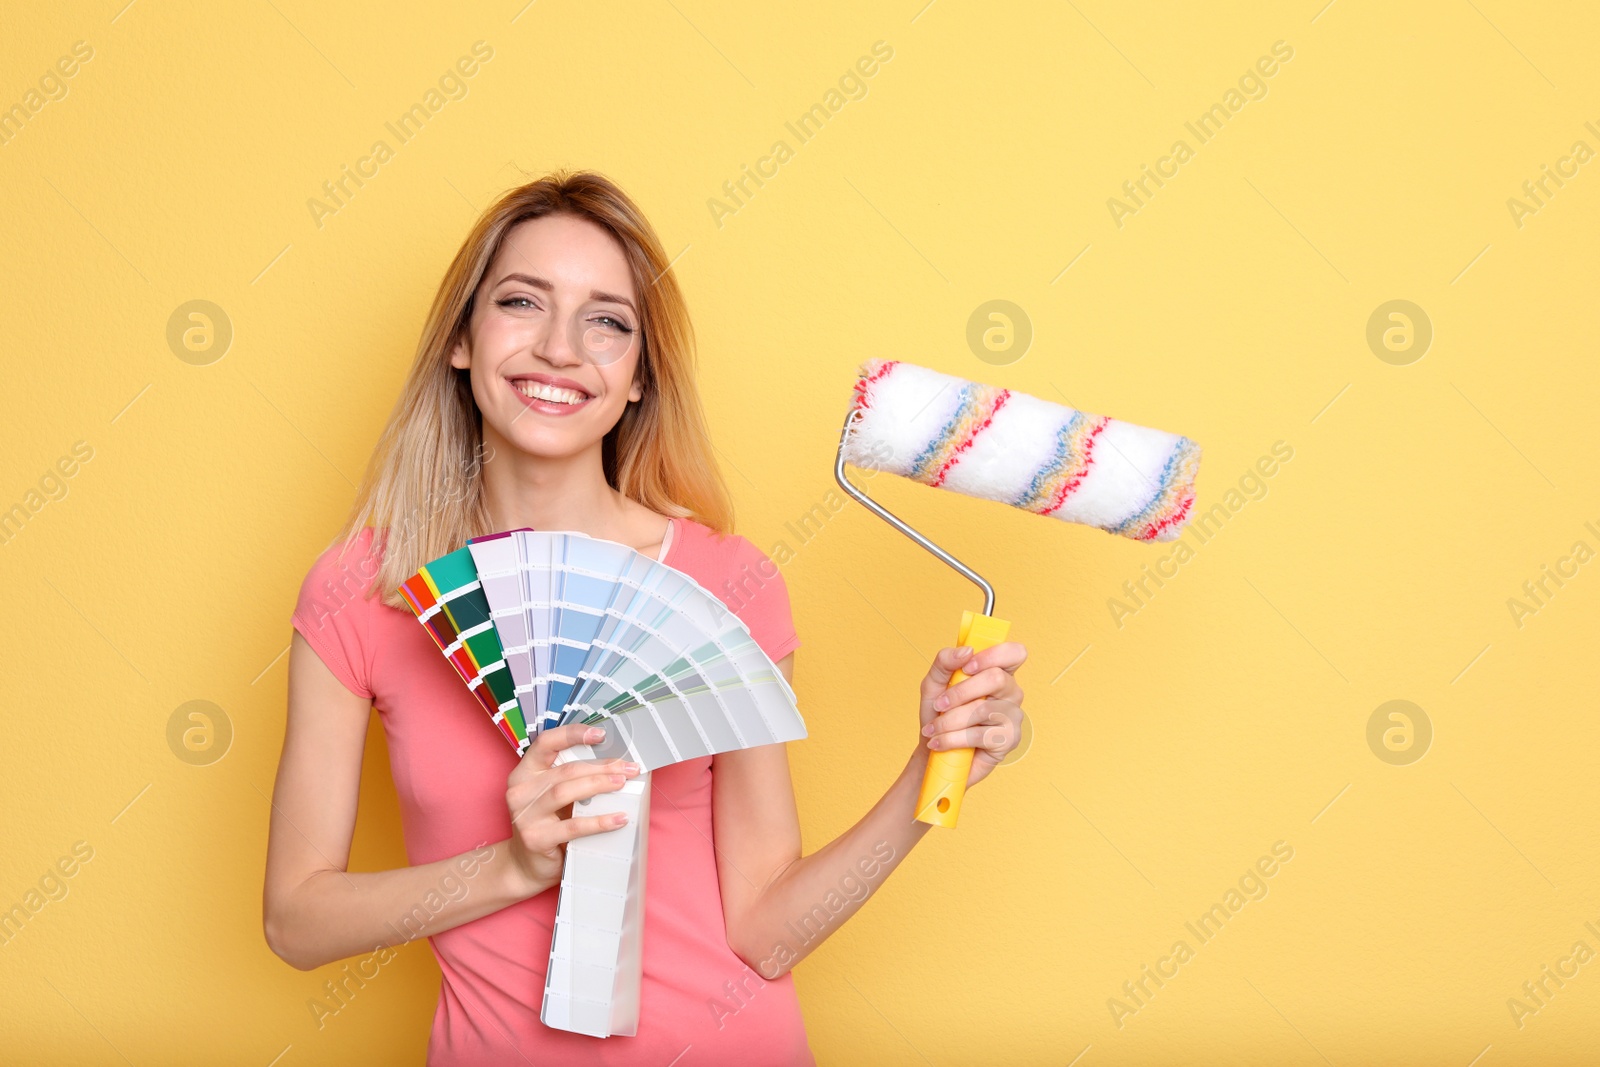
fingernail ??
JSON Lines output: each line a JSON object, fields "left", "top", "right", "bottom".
{"left": 928, "top": 737, "right": 940, "bottom": 750}
{"left": 622, "top": 761, "right": 640, "bottom": 775}
{"left": 612, "top": 813, "right": 629, "bottom": 826}
{"left": 955, "top": 646, "right": 973, "bottom": 658}
{"left": 585, "top": 727, "right": 604, "bottom": 742}
{"left": 921, "top": 723, "right": 934, "bottom": 736}
{"left": 934, "top": 695, "right": 949, "bottom": 711}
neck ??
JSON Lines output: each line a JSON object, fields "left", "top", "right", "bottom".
{"left": 478, "top": 423, "right": 627, "bottom": 537}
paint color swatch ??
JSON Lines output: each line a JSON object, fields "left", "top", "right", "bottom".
{"left": 397, "top": 528, "right": 807, "bottom": 1039}
{"left": 464, "top": 529, "right": 805, "bottom": 771}
{"left": 398, "top": 546, "right": 529, "bottom": 750}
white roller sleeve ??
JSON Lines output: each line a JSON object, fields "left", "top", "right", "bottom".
{"left": 843, "top": 359, "right": 1202, "bottom": 542}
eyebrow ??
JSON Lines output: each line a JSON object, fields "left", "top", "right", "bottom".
{"left": 494, "top": 272, "right": 636, "bottom": 312}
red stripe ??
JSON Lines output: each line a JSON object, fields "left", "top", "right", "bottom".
{"left": 930, "top": 389, "right": 1010, "bottom": 488}
{"left": 1040, "top": 419, "right": 1107, "bottom": 515}
{"left": 400, "top": 574, "right": 437, "bottom": 612}
{"left": 851, "top": 359, "right": 898, "bottom": 413}
{"left": 1135, "top": 491, "right": 1195, "bottom": 541}
{"left": 495, "top": 717, "right": 518, "bottom": 746}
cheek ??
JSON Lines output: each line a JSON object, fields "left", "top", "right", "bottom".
{"left": 595, "top": 349, "right": 642, "bottom": 399}
{"left": 474, "top": 315, "right": 533, "bottom": 358}
{"left": 587, "top": 378, "right": 635, "bottom": 424}
{"left": 462, "top": 322, "right": 523, "bottom": 398}
{"left": 596, "top": 363, "right": 633, "bottom": 397}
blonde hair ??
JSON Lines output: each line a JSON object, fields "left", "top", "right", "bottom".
{"left": 336, "top": 170, "right": 733, "bottom": 608}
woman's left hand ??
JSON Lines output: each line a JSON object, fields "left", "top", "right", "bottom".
{"left": 916, "top": 641, "right": 1028, "bottom": 788}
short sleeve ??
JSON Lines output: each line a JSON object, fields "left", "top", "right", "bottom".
{"left": 721, "top": 536, "right": 801, "bottom": 663}
{"left": 290, "top": 529, "right": 384, "bottom": 699}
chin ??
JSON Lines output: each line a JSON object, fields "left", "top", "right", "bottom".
{"left": 492, "top": 407, "right": 619, "bottom": 458}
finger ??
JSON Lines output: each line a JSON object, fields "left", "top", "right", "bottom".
{"left": 510, "top": 761, "right": 638, "bottom": 821}
{"left": 926, "top": 696, "right": 1022, "bottom": 738}
{"left": 537, "top": 756, "right": 638, "bottom": 796}
{"left": 927, "top": 716, "right": 1019, "bottom": 754}
{"left": 933, "top": 665, "right": 1019, "bottom": 713}
{"left": 921, "top": 696, "right": 998, "bottom": 736}
{"left": 511, "top": 770, "right": 626, "bottom": 824}
{"left": 510, "top": 730, "right": 623, "bottom": 785}
{"left": 529, "top": 722, "right": 609, "bottom": 767}
{"left": 518, "top": 807, "right": 631, "bottom": 857}
{"left": 960, "top": 641, "right": 1029, "bottom": 678}
{"left": 920, "top": 646, "right": 977, "bottom": 705}
{"left": 546, "top": 769, "right": 634, "bottom": 811}
{"left": 553, "top": 810, "right": 632, "bottom": 844}
{"left": 550, "top": 755, "right": 637, "bottom": 779}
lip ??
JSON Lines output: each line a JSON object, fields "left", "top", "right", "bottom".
{"left": 506, "top": 372, "right": 596, "bottom": 417}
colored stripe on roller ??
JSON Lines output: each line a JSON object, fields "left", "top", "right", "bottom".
{"left": 843, "top": 358, "right": 1202, "bottom": 543}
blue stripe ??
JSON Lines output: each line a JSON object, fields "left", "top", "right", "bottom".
{"left": 909, "top": 383, "right": 976, "bottom": 481}
{"left": 1110, "top": 438, "right": 1196, "bottom": 536}
{"left": 1013, "top": 411, "right": 1087, "bottom": 509}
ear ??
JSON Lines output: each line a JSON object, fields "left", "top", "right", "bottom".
{"left": 449, "top": 335, "right": 470, "bottom": 370}
{"left": 627, "top": 375, "right": 643, "bottom": 403}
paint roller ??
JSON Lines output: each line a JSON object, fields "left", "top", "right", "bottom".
{"left": 835, "top": 358, "right": 1203, "bottom": 828}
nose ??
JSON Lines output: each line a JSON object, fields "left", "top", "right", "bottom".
{"left": 533, "top": 313, "right": 584, "bottom": 368}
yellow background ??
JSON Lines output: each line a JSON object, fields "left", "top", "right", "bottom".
{"left": 2, "top": 1, "right": 1597, "bottom": 1063}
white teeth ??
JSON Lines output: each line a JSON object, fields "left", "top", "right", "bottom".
{"left": 513, "top": 380, "right": 589, "bottom": 405}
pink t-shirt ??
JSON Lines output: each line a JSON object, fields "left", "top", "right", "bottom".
{"left": 290, "top": 517, "right": 814, "bottom": 1066}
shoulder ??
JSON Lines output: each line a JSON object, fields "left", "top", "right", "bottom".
{"left": 669, "top": 519, "right": 781, "bottom": 596}
{"left": 670, "top": 519, "right": 800, "bottom": 662}
{"left": 293, "top": 528, "right": 388, "bottom": 617}
{"left": 290, "top": 527, "right": 390, "bottom": 698}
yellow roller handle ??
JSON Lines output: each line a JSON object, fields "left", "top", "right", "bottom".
{"left": 915, "top": 610, "right": 1012, "bottom": 828}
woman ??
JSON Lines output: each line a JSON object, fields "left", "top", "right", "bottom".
{"left": 263, "top": 170, "right": 1029, "bottom": 1065}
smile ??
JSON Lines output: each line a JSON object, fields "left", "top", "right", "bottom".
{"left": 508, "top": 376, "right": 594, "bottom": 414}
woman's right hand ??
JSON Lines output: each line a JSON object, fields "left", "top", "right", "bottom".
{"left": 503, "top": 723, "right": 641, "bottom": 898}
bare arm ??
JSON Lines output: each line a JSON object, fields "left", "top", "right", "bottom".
{"left": 714, "top": 642, "right": 1027, "bottom": 979}
{"left": 262, "top": 632, "right": 641, "bottom": 970}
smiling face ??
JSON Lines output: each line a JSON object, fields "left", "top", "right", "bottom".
{"left": 450, "top": 213, "right": 644, "bottom": 461}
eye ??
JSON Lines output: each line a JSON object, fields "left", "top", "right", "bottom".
{"left": 496, "top": 296, "right": 539, "bottom": 310}
{"left": 591, "top": 314, "right": 633, "bottom": 333}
